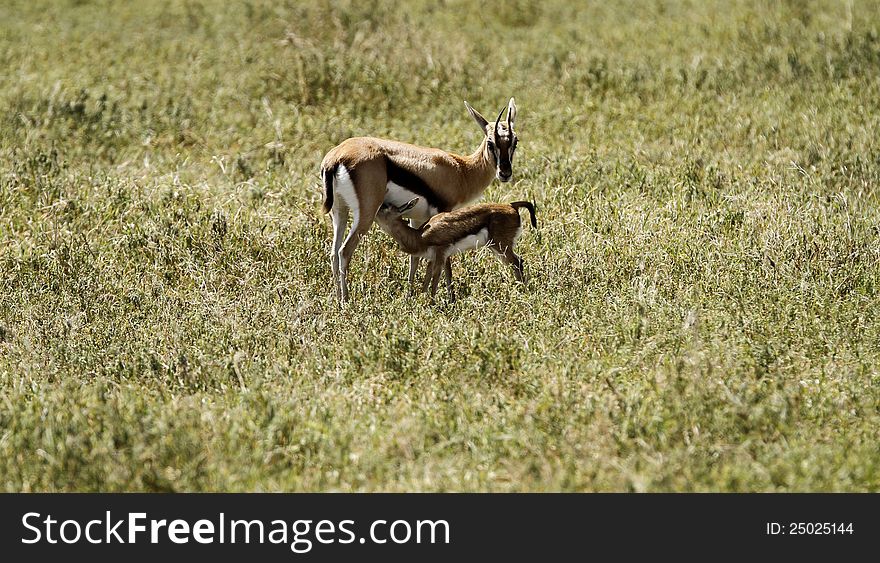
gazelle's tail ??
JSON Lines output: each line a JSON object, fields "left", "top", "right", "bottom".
{"left": 510, "top": 201, "right": 537, "bottom": 228}
{"left": 321, "top": 165, "right": 337, "bottom": 214}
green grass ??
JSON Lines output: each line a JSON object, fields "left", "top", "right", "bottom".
{"left": 1, "top": 0, "right": 879, "bottom": 491}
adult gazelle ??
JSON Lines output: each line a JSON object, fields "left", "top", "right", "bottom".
{"left": 320, "top": 98, "right": 519, "bottom": 303}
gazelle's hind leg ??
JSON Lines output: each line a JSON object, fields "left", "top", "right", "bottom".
{"left": 500, "top": 246, "right": 526, "bottom": 284}
{"left": 338, "top": 214, "right": 377, "bottom": 305}
{"left": 330, "top": 204, "right": 350, "bottom": 302}
{"left": 335, "top": 161, "right": 385, "bottom": 305}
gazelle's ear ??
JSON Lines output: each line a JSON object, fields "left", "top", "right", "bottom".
{"left": 464, "top": 101, "right": 489, "bottom": 134}
{"left": 399, "top": 198, "right": 420, "bottom": 213}
{"left": 507, "top": 97, "right": 517, "bottom": 127}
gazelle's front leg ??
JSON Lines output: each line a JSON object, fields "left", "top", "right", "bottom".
{"left": 428, "top": 258, "right": 444, "bottom": 298}
{"left": 420, "top": 249, "right": 440, "bottom": 296}
{"left": 420, "top": 256, "right": 453, "bottom": 301}
{"left": 407, "top": 216, "right": 430, "bottom": 295}
{"left": 408, "top": 255, "right": 420, "bottom": 295}
{"left": 420, "top": 259, "right": 433, "bottom": 295}
{"left": 444, "top": 258, "right": 455, "bottom": 302}
{"left": 427, "top": 249, "right": 450, "bottom": 299}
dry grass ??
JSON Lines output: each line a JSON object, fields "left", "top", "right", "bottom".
{"left": 1, "top": 0, "right": 879, "bottom": 491}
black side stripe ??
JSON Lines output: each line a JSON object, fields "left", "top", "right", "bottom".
{"left": 384, "top": 156, "right": 450, "bottom": 212}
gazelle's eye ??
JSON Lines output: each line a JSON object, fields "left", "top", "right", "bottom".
{"left": 487, "top": 141, "right": 495, "bottom": 151}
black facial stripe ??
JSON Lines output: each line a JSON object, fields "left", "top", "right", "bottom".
{"left": 384, "top": 156, "right": 450, "bottom": 211}
{"left": 486, "top": 142, "right": 497, "bottom": 165}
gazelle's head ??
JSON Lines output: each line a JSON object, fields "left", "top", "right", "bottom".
{"left": 465, "top": 98, "right": 518, "bottom": 183}
{"left": 378, "top": 198, "right": 419, "bottom": 222}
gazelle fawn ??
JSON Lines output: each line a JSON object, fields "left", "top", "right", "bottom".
{"left": 320, "top": 98, "right": 519, "bottom": 304}
{"left": 375, "top": 198, "right": 537, "bottom": 300}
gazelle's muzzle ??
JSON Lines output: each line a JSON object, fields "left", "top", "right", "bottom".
{"left": 497, "top": 155, "right": 513, "bottom": 182}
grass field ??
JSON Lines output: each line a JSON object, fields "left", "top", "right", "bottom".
{"left": 1, "top": 0, "right": 879, "bottom": 491}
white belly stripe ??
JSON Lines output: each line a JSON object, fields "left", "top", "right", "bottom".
{"left": 384, "top": 182, "right": 437, "bottom": 223}
{"left": 448, "top": 228, "right": 489, "bottom": 256}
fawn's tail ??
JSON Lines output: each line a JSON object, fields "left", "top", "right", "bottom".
{"left": 510, "top": 201, "right": 537, "bottom": 228}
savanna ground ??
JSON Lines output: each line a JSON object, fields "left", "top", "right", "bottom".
{"left": 1, "top": 0, "right": 879, "bottom": 491}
